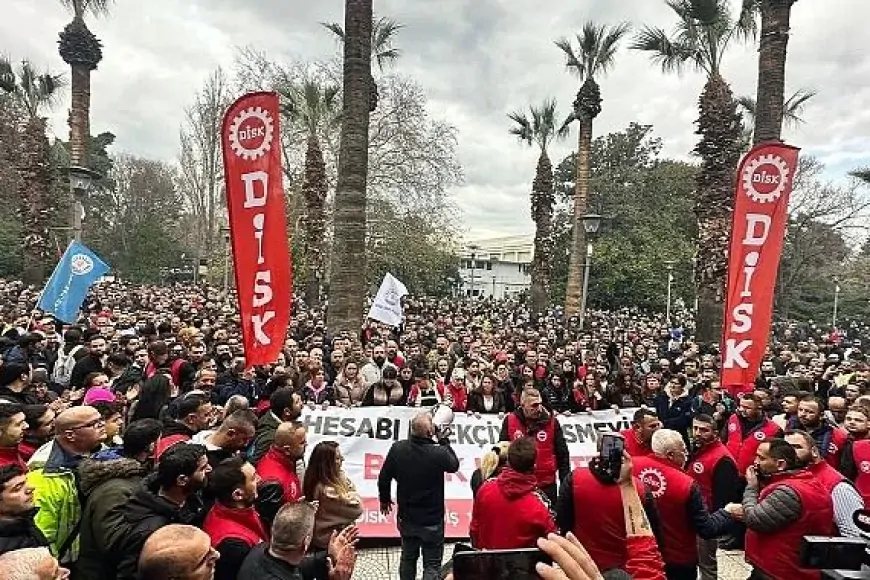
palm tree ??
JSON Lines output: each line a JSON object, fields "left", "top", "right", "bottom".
{"left": 555, "top": 22, "right": 630, "bottom": 317}
{"left": 322, "top": 15, "right": 401, "bottom": 111}
{"left": 754, "top": 0, "right": 799, "bottom": 143}
{"left": 0, "top": 59, "right": 65, "bottom": 284}
{"left": 328, "top": 0, "right": 372, "bottom": 337}
{"left": 280, "top": 79, "right": 341, "bottom": 308}
{"left": 632, "top": 0, "right": 756, "bottom": 342}
{"left": 58, "top": 0, "right": 111, "bottom": 166}
{"left": 508, "top": 99, "right": 568, "bottom": 312}
{"left": 737, "top": 88, "right": 815, "bottom": 145}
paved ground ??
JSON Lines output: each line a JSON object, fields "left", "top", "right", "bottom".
{"left": 353, "top": 545, "right": 753, "bottom": 579}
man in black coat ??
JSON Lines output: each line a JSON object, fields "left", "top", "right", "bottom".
{"left": 0, "top": 464, "right": 48, "bottom": 554}
{"left": 378, "top": 412, "right": 459, "bottom": 580}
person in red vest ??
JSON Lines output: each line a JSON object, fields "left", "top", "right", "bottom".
{"left": 0, "top": 404, "right": 28, "bottom": 471}
{"left": 499, "top": 387, "right": 570, "bottom": 505}
{"left": 838, "top": 405, "right": 870, "bottom": 505}
{"left": 784, "top": 429, "right": 864, "bottom": 537}
{"left": 143, "top": 340, "right": 195, "bottom": 390}
{"left": 470, "top": 436, "right": 557, "bottom": 549}
{"left": 724, "top": 394, "right": 781, "bottom": 478}
{"left": 203, "top": 455, "right": 267, "bottom": 580}
{"left": 556, "top": 434, "right": 660, "bottom": 573}
{"left": 633, "top": 428, "right": 740, "bottom": 580}
{"left": 255, "top": 422, "right": 306, "bottom": 503}
{"left": 620, "top": 408, "right": 662, "bottom": 458}
{"left": 153, "top": 393, "right": 214, "bottom": 461}
{"left": 688, "top": 414, "right": 741, "bottom": 580}
{"left": 787, "top": 395, "right": 849, "bottom": 469}
{"left": 742, "top": 438, "right": 834, "bottom": 580}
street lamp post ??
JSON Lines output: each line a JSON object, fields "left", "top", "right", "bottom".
{"left": 833, "top": 277, "right": 841, "bottom": 328}
{"left": 66, "top": 166, "right": 101, "bottom": 242}
{"left": 664, "top": 260, "right": 676, "bottom": 324}
{"left": 222, "top": 227, "right": 231, "bottom": 295}
{"left": 578, "top": 214, "right": 601, "bottom": 330}
{"left": 469, "top": 244, "right": 480, "bottom": 299}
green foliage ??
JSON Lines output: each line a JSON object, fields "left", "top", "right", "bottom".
{"left": 0, "top": 216, "right": 23, "bottom": 277}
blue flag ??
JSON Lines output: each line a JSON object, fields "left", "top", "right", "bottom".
{"left": 37, "top": 241, "right": 110, "bottom": 323}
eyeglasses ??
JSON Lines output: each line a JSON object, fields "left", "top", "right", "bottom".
{"left": 69, "top": 418, "right": 105, "bottom": 431}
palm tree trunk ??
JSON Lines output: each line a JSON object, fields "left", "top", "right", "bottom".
{"left": 753, "top": 0, "right": 796, "bottom": 144}
{"left": 18, "top": 117, "right": 54, "bottom": 285}
{"left": 530, "top": 150, "right": 554, "bottom": 312}
{"left": 69, "top": 64, "right": 91, "bottom": 165}
{"left": 564, "top": 119, "right": 592, "bottom": 317}
{"left": 694, "top": 73, "right": 744, "bottom": 343}
{"left": 328, "top": 0, "right": 372, "bottom": 336}
{"left": 303, "top": 134, "right": 327, "bottom": 308}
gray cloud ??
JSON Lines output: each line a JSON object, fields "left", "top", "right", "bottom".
{"left": 3, "top": 0, "right": 868, "bottom": 238}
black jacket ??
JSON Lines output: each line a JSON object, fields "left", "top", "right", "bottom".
{"left": 0, "top": 509, "right": 49, "bottom": 555}
{"left": 110, "top": 475, "right": 205, "bottom": 580}
{"left": 377, "top": 435, "right": 460, "bottom": 526}
{"left": 70, "top": 354, "right": 104, "bottom": 390}
{"left": 466, "top": 390, "right": 507, "bottom": 414}
{"left": 237, "top": 543, "right": 329, "bottom": 580}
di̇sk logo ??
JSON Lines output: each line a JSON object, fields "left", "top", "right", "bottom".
{"left": 638, "top": 467, "right": 667, "bottom": 498}
{"left": 70, "top": 254, "right": 94, "bottom": 276}
{"left": 228, "top": 106, "right": 275, "bottom": 161}
{"left": 754, "top": 431, "right": 766, "bottom": 441}
{"left": 536, "top": 430, "right": 548, "bottom": 443}
{"left": 728, "top": 422, "right": 737, "bottom": 433}
{"left": 692, "top": 462, "right": 704, "bottom": 474}
{"left": 513, "top": 430, "right": 524, "bottom": 440}
{"left": 860, "top": 461, "right": 870, "bottom": 474}
{"left": 742, "top": 153, "right": 790, "bottom": 204}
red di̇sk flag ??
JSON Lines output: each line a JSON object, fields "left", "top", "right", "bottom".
{"left": 721, "top": 143, "right": 799, "bottom": 394}
{"left": 221, "top": 92, "right": 292, "bottom": 366}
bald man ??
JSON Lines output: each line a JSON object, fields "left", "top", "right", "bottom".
{"left": 256, "top": 421, "right": 307, "bottom": 503}
{"left": 138, "top": 524, "right": 219, "bottom": 580}
{"left": 28, "top": 406, "right": 106, "bottom": 564}
{"left": 0, "top": 546, "right": 68, "bottom": 580}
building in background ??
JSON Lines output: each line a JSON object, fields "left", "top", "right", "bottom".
{"left": 458, "top": 235, "right": 533, "bottom": 299}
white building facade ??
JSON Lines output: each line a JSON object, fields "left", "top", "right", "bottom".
{"left": 457, "top": 235, "right": 534, "bottom": 299}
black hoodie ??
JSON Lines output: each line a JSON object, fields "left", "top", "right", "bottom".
{"left": 0, "top": 508, "right": 49, "bottom": 554}
{"left": 111, "top": 474, "right": 205, "bottom": 580}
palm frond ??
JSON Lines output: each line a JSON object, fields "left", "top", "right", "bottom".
{"left": 0, "top": 57, "right": 14, "bottom": 94}
{"left": 321, "top": 21, "right": 346, "bottom": 40}
{"left": 783, "top": 88, "right": 816, "bottom": 126}
{"left": 508, "top": 111, "right": 533, "bottom": 145}
{"left": 59, "top": 0, "right": 113, "bottom": 18}
{"left": 373, "top": 16, "right": 404, "bottom": 50}
{"left": 850, "top": 169, "right": 870, "bottom": 185}
{"left": 554, "top": 37, "right": 584, "bottom": 77}
{"left": 631, "top": 27, "right": 693, "bottom": 74}
{"left": 735, "top": 0, "right": 760, "bottom": 41}
{"left": 595, "top": 22, "right": 632, "bottom": 75}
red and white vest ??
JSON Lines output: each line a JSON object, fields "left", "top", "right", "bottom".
{"left": 506, "top": 413, "right": 557, "bottom": 487}
{"left": 688, "top": 440, "right": 736, "bottom": 512}
{"left": 725, "top": 414, "right": 780, "bottom": 476}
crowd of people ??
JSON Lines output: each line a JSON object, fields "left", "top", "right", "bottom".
{"left": 0, "top": 278, "right": 867, "bottom": 579}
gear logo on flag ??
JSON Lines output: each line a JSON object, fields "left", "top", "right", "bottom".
{"left": 70, "top": 254, "right": 94, "bottom": 276}
{"left": 742, "top": 153, "right": 790, "bottom": 204}
{"left": 228, "top": 106, "right": 274, "bottom": 161}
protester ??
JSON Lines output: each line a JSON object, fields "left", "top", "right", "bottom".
{"left": 18, "top": 405, "right": 54, "bottom": 463}
{"left": 302, "top": 441, "right": 362, "bottom": 552}
{"left": 257, "top": 422, "right": 306, "bottom": 505}
{"left": 378, "top": 412, "right": 459, "bottom": 580}
{"left": 0, "top": 465, "right": 48, "bottom": 554}
{"left": 0, "top": 546, "right": 68, "bottom": 580}
{"left": 620, "top": 408, "right": 661, "bottom": 457}
{"left": 470, "top": 442, "right": 508, "bottom": 497}
{"left": 154, "top": 392, "right": 213, "bottom": 460}
{"left": 137, "top": 524, "right": 219, "bottom": 580}
{"left": 191, "top": 409, "right": 257, "bottom": 469}
{"left": 251, "top": 388, "right": 303, "bottom": 464}
{"left": 725, "top": 394, "right": 782, "bottom": 477}
{"left": 0, "top": 404, "right": 28, "bottom": 470}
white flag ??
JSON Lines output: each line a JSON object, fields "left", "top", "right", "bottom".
{"left": 367, "top": 273, "right": 409, "bottom": 327}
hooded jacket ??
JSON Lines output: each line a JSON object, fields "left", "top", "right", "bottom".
{"left": 0, "top": 508, "right": 49, "bottom": 555}
{"left": 470, "top": 467, "right": 557, "bottom": 549}
{"left": 27, "top": 440, "right": 83, "bottom": 563}
{"left": 76, "top": 451, "right": 149, "bottom": 580}
{"left": 111, "top": 474, "right": 205, "bottom": 580}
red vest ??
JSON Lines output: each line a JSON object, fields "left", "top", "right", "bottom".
{"left": 571, "top": 468, "right": 645, "bottom": 571}
{"left": 851, "top": 439, "right": 870, "bottom": 506}
{"left": 506, "top": 413, "right": 557, "bottom": 487}
{"left": 203, "top": 502, "right": 269, "bottom": 548}
{"left": 620, "top": 428, "right": 653, "bottom": 458}
{"left": 825, "top": 428, "right": 849, "bottom": 470}
{"left": 809, "top": 460, "right": 846, "bottom": 494}
{"left": 445, "top": 383, "right": 468, "bottom": 412}
{"left": 632, "top": 455, "right": 696, "bottom": 566}
{"left": 0, "top": 446, "right": 26, "bottom": 472}
{"left": 689, "top": 441, "right": 736, "bottom": 512}
{"left": 144, "top": 358, "right": 185, "bottom": 386}
{"left": 745, "top": 470, "right": 834, "bottom": 580}
{"left": 256, "top": 447, "right": 302, "bottom": 503}
{"left": 725, "top": 414, "right": 780, "bottom": 476}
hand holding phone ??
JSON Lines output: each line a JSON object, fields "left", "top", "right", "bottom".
{"left": 598, "top": 432, "right": 625, "bottom": 483}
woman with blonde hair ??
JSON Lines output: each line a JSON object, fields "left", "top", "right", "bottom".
{"left": 302, "top": 441, "right": 363, "bottom": 551}
{"left": 470, "top": 441, "right": 509, "bottom": 497}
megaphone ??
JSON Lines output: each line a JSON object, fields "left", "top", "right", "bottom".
{"left": 431, "top": 403, "right": 455, "bottom": 434}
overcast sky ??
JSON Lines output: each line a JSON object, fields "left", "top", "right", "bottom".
{"left": 4, "top": 1, "right": 869, "bottom": 240}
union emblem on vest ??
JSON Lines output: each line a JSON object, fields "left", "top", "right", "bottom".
{"left": 754, "top": 431, "right": 765, "bottom": 440}
{"left": 860, "top": 461, "right": 870, "bottom": 474}
{"left": 692, "top": 462, "right": 704, "bottom": 474}
{"left": 638, "top": 467, "right": 668, "bottom": 498}
{"left": 537, "top": 430, "right": 548, "bottom": 443}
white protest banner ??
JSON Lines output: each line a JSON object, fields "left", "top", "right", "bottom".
{"left": 299, "top": 405, "right": 636, "bottom": 538}
{"left": 366, "top": 273, "right": 408, "bottom": 327}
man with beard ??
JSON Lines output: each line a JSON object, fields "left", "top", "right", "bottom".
{"left": 0, "top": 404, "right": 28, "bottom": 470}
{"left": 69, "top": 335, "right": 107, "bottom": 391}
{"left": 251, "top": 388, "right": 303, "bottom": 464}
{"left": 191, "top": 409, "right": 257, "bottom": 470}
{"left": 741, "top": 439, "right": 834, "bottom": 580}
{"left": 772, "top": 391, "right": 804, "bottom": 430}
{"left": 788, "top": 395, "right": 848, "bottom": 469}
{"left": 256, "top": 422, "right": 306, "bottom": 504}
{"left": 784, "top": 429, "right": 863, "bottom": 537}
{"left": 0, "top": 363, "right": 39, "bottom": 406}
{"left": 724, "top": 394, "right": 781, "bottom": 478}
{"left": 203, "top": 457, "right": 266, "bottom": 580}
{"left": 619, "top": 408, "right": 661, "bottom": 458}
{"left": 826, "top": 396, "right": 848, "bottom": 427}
{"left": 112, "top": 443, "right": 211, "bottom": 580}
{"left": 499, "top": 388, "right": 570, "bottom": 505}
{"left": 839, "top": 406, "right": 870, "bottom": 507}
{"left": 28, "top": 406, "right": 106, "bottom": 566}
{"left": 361, "top": 344, "right": 396, "bottom": 387}
{"left": 154, "top": 393, "right": 213, "bottom": 461}
{"left": 688, "top": 414, "right": 741, "bottom": 580}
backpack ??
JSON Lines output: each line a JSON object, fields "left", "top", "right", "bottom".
{"left": 52, "top": 344, "right": 83, "bottom": 388}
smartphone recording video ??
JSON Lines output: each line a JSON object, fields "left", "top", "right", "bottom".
{"left": 599, "top": 432, "right": 625, "bottom": 481}
{"left": 452, "top": 548, "right": 552, "bottom": 580}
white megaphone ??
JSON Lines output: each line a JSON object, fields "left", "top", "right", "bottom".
{"left": 431, "top": 403, "right": 455, "bottom": 435}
